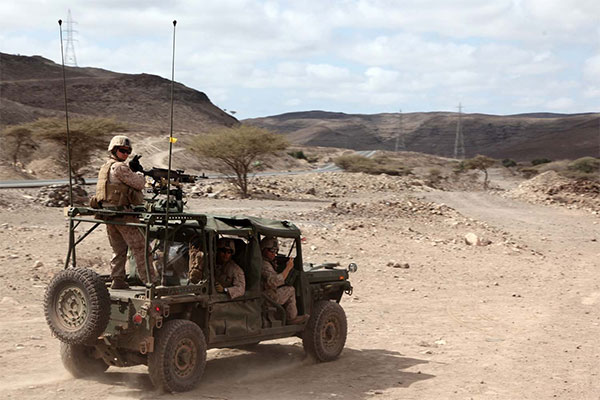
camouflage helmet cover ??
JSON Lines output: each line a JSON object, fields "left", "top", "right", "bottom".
{"left": 108, "top": 135, "right": 132, "bottom": 152}
{"left": 217, "top": 238, "right": 236, "bottom": 254}
{"left": 260, "top": 236, "right": 279, "bottom": 251}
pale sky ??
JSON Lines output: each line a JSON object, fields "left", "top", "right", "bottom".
{"left": 2, "top": 0, "right": 599, "bottom": 120}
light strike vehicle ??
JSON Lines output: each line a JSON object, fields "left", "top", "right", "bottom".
{"left": 43, "top": 173, "right": 357, "bottom": 392}
{"left": 44, "top": 19, "right": 356, "bottom": 393}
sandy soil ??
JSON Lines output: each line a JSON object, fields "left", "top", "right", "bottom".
{"left": 0, "top": 174, "right": 599, "bottom": 400}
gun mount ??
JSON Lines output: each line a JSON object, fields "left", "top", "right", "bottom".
{"left": 143, "top": 167, "right": 207, "bottom": 213}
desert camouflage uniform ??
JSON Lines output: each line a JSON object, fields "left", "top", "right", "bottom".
{"left": 261, "top": 258, "right": 298, "bottom": 320}
{"left": 215, "top": 259, "right": 245, "bottom": 299}
{"left": 188, "top": 241, "right": 204, "bottom": 284}
{"left": 99, "top": 158, "right": 156, "bottom": 283}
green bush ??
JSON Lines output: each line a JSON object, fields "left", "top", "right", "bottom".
{"left": 334, "top": 154, "right": 411, "bottom": 176}
{"left": 502, "top": 158, "right": 517, "bottom": 168}
{"left": 532, "top": 158, "right": 552, "bottom": 166}
{"left": 567, "top": 157, "right": 599, "bottom": 174}
{"left": 288, "top": 150, "right": 307, "bottom": 160}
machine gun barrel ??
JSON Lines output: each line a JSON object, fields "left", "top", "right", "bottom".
{"left": 144, "top": 167, "right": 206, "bottom": 184}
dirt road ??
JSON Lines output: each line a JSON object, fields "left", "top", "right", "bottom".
{"left": 0, "top": 185, "right": 598, "bottom": 399}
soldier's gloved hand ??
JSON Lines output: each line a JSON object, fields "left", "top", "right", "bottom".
{"left": 129, "top": 154, "right": 144, "bottom": 173}
{"left": 215, "top": 282, "right": 224, "bottom": 293}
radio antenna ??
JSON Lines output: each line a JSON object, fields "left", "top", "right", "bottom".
{"left": 58, "top": 19, "right": 74, "bottom": 206}
{"left": 162, "top": 20, "right": 177, "bottom": 286}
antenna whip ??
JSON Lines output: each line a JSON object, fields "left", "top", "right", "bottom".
{"left": 58, "top": 19, "right": 74, "bottom": 206}
{"left": 162, "top": 20, "right": 177, "bottom": 286}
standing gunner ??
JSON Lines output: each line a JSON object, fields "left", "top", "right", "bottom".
{"left": 94, "top": 135, "right": 156, "bottom": 289}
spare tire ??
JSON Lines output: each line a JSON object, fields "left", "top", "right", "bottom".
{"left": 44, "top": 268, "right": 111, "bottom": 345}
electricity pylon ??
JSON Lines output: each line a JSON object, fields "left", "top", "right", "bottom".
{"left": 395, "top": 109, "right": 405, "bottom": 152}
{"left": 453, "top": 103, "right": 465, "bottom": 159}
{"left": 64, "top": 9, "right": 78, "bottom": 67}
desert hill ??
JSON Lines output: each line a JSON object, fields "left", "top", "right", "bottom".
{"left": 0, "top": 52, "right": 237, "bottom": 132}
{"left": 245, "top": 110, "right": 599, "bottom": 161}
{"left": 1, "top": 52, "right": 598, "bottom": 163}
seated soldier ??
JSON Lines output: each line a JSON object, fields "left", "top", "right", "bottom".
{"left": 260, "top": 237, "right": 309, "bottom": 325}
{"left": 214, "top": 238, "right": 245, "bottom": 299}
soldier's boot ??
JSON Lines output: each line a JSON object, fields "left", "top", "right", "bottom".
{"left": 288, "top": 314, "right": 309, "bottom": 325}
{"left": 111, "top": 277, "right": 129, "bottom": 289}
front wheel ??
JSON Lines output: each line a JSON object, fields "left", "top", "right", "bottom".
{"left": 302, "top": 301, "right": 347, "bottom": 362}
{"left": 60, "top": 342, "right": 109, "bottom": 378}
{"left": 148, "top": 320, "right": 207, "bottom": 393}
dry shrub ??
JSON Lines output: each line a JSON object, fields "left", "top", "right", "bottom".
{"left": 334, "top": 154, "right": 411, "bottom": 176}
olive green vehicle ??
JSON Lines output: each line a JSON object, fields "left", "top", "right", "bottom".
{"left": 43, "top": 189, "right": 357, "bottom": 392}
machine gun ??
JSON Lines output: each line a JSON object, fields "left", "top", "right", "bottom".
{"left": 142, "top": 166, "right": 207, "bottom": 212}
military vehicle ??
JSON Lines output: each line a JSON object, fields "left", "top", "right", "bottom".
{"left": 43, "top": 169, "right": 357, "bottom": 392}
{"left": 45, "top": 19, "right": 356, "bottom": 393}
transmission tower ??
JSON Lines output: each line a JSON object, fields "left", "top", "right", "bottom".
{"left": 63, "top": 9, "right": 78, "bottom": 67}
{"left": 453, "top": 103, "right": 465, "bottom": 159}
{"left": 394, "top": 109, "right": 405, "bottom": 152}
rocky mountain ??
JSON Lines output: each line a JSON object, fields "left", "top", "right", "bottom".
{"left": 245, "top": 111, "right": 599, "bottom": 161}
{"left": 1, "top": 52, "right": 597, "bottom": 162}
{"left": 0, "top": 52, "right": 237, "bottom": 132}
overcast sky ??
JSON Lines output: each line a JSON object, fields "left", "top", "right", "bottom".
{"left": 2, "top": 0, "right": 599, "bottom": 119}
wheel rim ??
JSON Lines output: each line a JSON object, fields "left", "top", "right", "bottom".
{"left": 173, "top": 338, "right": 197, "bottom": 378}
{"left": 321, "top": 316, "right": 341, "bottom": 351}
{"left": 56, "top": 285, "right": 88, "bottom": 331}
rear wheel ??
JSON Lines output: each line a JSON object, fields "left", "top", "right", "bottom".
{"left": 303, "top": 301, "right": 347, "bottom": 362}
{"left": 44, "top": 268, "right": 111, "bottom": 345}
{"left": 148, "top": 320, "right": 207, "bottom": 393}
{"left": 60, "top": 342, "right": 109, "bottom": 378}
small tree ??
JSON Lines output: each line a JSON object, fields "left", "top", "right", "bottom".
{"left": 462, "top": 155, "right": 496, "bottom": 189}
{"left": 0, "top": 125, "right": 37, "bottom": 166}
{"left": 190, "top": 124, "right": 288, "bottom": 197}
{"left": 29, "top": 117, "right": 127, "bottom": 179}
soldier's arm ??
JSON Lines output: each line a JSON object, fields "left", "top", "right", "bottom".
{"left": 262, "top": 260, "right": 285, "bottom": 289}
{"left": 113, "top": 163, "right": 146, "bottom": 190}
{"left": 227, "top": 264, "right": 246, "bottom": 299}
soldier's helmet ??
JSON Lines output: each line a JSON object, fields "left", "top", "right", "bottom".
{"left": 108, "top": 135, "right": 132, "bottom": 152}
{"left": 217, "top": 238, "right": 235, "bottom": 254}
{"left": 260, "top": 237, "right": 279, "bottom": 252}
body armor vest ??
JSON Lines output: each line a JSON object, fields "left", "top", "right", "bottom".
{"left": 95, "top": 160, "right": 143, "bottom": 207}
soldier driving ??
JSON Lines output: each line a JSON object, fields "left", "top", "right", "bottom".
{"left": 213, "top": 238, "right": 245, "bottom": 299}
{"left": 94, "top": 135, "right": 156, "bottom": 288}
{"left": 260, "top": 236, "right": 309, "bottom": 325}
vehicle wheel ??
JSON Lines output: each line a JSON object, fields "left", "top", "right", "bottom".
{"left": 60, "top": 342, "right": 109, "bottom": 378}
{"left": 44, "top": 268, "right": 111, "bottom": 345}
{"left": 303, "top": 301, "right": 347, "bottom": 362}
{"left": 148, "top": 320, "right": 207, "bottom": 393}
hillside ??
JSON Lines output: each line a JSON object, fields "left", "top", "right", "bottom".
{"left": 245, "top": 111, "right": 599, "bottom": 161}
{"left": 1, "top": 52, "right": 598, "bottom": 163}
{"left": 0, "top": 52, "right": 237, "bottom": 132}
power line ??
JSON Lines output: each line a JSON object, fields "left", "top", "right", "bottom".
{"left": 454, "top": 102, "right": 465, "bottom": 159}
{"left": 63, "top": 9, "right": 78, "bottom": 67}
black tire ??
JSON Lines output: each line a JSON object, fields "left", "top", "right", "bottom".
{"left": 148, "top": 320, "right": 207, "bottom": 393}
{"left": 44, "top": 268, "right": 111, "bottom": 345}
{"left": 303, "top": 301, "right": 347, "bottom": 362}
{"left": 60, "top": 342, "right": 109, "bottom": 378}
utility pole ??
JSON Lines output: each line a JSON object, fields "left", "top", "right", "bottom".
{"left": 395, "top": 109, "right": 404, "bottom": 152}
{"left": 64, "top": 9, "right": 78, "bottom": 67}
{"left": 454, "top": 103, "right": 465, "bottom": 159}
